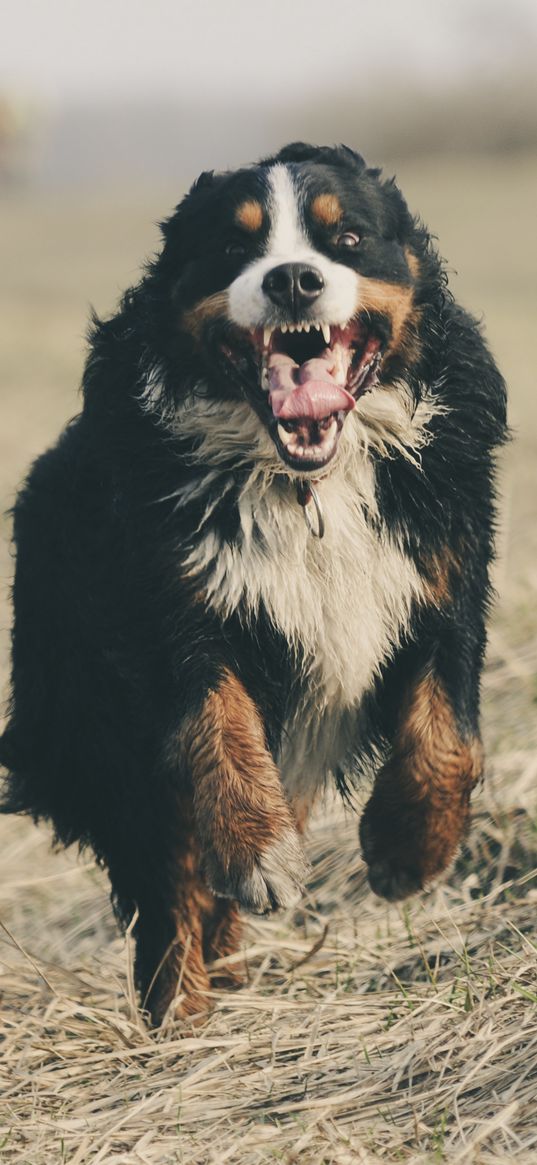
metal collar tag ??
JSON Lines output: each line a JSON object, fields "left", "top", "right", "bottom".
{"left": 296, "top": 480, "right": 325, "bottom": 539}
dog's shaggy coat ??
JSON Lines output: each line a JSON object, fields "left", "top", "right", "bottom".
{"left": 0, "top": 143, "right": 507, "bottom": 1023}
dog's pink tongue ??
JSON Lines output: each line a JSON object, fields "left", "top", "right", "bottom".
{"left": 268, "top": 352, "right": 355, "bottom": 421}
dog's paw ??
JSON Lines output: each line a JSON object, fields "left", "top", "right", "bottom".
{"left": 205, "top": 828, "right": 309, "bottom": 915}
{"left": 360, "top": 807, "right": 424, "bottom": 903}
{"left": 366, "top": 858, "right": 423, "bottom": 902}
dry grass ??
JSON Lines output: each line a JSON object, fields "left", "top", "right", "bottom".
{"left": 1, "top": 758, "right": 537, "bottom": 1164}
{"left": 1, "top": 154, "right": 537, "bottom": 1163}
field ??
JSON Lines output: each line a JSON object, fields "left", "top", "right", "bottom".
{"left": 1, "top": 153, "right": 536, "bottom": 1164}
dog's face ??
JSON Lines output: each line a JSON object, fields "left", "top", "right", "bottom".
{"left": 162, "top": 144, "right": 426, "bottom": 473}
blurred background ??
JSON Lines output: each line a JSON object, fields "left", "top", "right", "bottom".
{"left": 1, "top": 0, "right": 536, "bottom": 748}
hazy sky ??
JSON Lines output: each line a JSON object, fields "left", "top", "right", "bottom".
{"left": 3, "top": 0, "right": 537, "bottom": 105}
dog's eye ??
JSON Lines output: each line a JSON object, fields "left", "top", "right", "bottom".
{"left": 225, "top": 241, "right": 247, "bottom": 257}
{"left": 336, "top": 232, "right": 361, "bottom": 249}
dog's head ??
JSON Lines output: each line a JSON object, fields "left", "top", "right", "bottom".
{"left": 155, "top": 143, "right": 438, "bottom": 473}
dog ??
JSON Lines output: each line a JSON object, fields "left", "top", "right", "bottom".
{"left": 0, "top": 142, "right": 507, "bottom": 1024}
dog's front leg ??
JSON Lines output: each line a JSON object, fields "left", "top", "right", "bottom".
{"left": 360, "top": 661, "right": 483, "bottom": 901}
{"left": 184, "top": 669, "right": 308, "bottom": 914}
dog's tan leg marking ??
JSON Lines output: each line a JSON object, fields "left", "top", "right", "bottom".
{"left": 421, "top": 544, "right": 463, "bottom": 607}
{"left": 203, "top": 898, "right": 245, "bottom": 989}
{"left": 143, "top": 841, "right": 247, "bottom": 1023}
{"left": 291, "top": 789, "right": 320, "bottom": 835}
{"left": 140, "top": 844, "right": 215, "bottom": 1026}
{"left": 360, "top": 670, "right": 483, "bottom": 901}
{"left": 185, "top": 671, "right": 308, "bottom": 914}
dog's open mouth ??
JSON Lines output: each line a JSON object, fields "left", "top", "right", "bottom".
{"left": 222, "top": 320, "right": 383, "bottom": 470}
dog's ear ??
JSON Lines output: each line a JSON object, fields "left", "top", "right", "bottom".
{"left": 188, "top": 169, "right": 218, "bottom": 193}
{"left": 160, "top": 170, "right": 218, "bottom": 237}
{"left": 272, "top": 141, "right": 322, "bottom": 164}
{"left": 267, "top": 141, "right": 374, "bottom": 177}
{"left": 158, "top": 169, "right": 227, "bottom": 269}
{"left": 338, "top": 145, "right": 387, "bottom": 184}
{"left": 338, "top": 144, "right": 367, "bottom": 171}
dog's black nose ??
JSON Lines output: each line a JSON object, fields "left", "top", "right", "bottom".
{"left": 262, "top": 263, "right": 325, "bottom": 314}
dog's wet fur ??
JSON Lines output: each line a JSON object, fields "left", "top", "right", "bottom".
{"left": 0, "top": 143, "right": 507, "bottom": 1024}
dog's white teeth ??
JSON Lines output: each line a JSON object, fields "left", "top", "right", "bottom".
{"left": 321, "top": 323, "right": 331, "bottom": 346}
{"left": 277, "top": 423, "right": 293, "bottom": 447}
{"left": 263, "top": 326, "right": 273, "bottom": 348}
{"left": 304, "top": 323, "right": 311, "bottom": 333}
{"left": 288, "top": 324, "right": 295, "bottom": 334}
{"left": 280, "top": 323, "right": 288, "bottom": 334}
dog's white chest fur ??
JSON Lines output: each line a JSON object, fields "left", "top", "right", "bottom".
{"left": 186, "top": 425, "right": 426, "bottom": 796}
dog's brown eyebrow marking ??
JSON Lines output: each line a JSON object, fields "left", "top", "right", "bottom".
{"left": 235, "top": 200, "right": 264, "bottom": 232}
{"left": 311, "top": 193, "right": 343, "bottom": 226}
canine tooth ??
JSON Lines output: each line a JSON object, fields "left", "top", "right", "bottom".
{"left": 288, "top": 324, "right": 295, "bottom": 334}
{"left": 304, "top": 323, "right": 311, "bottom": 333}
{"left": 321, "top": 323, "right": 330, "bottom": 345}
{"left": 263, "top": 326, "right": 273, "bottom": 348}
{"left": 280, "top": 323, "right": 288, "bottom": 334}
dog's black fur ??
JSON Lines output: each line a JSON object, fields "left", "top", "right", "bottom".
{"left": 0, "top": 144, "right": 507, "bottom": 1023}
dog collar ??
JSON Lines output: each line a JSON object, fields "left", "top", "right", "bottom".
{"left": 296, "top": 480, "right": 325, "bottom": 539}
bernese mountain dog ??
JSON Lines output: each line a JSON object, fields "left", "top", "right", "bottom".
{"left": 0, "top": 143, "right": 507, "bottom": 1024}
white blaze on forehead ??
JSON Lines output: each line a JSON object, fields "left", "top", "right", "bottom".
{"left": 267, "top": 163, "right": 310, "bottom": 258}
{"left": 228, "top": 163, "right": 359, "bottom": 329}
